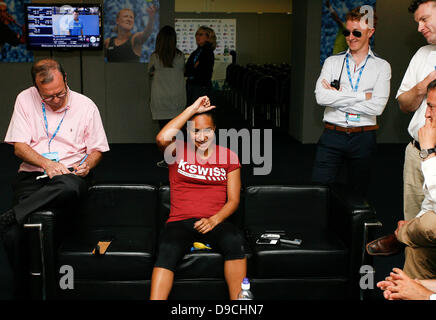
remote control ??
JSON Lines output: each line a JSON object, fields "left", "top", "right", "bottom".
{"left": 280, "top": 238, "right": 302, "bottom": 246}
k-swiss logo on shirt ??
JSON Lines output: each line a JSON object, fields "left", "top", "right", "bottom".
{"left": 177, "top": 160, "right": 227, "bottom": 181}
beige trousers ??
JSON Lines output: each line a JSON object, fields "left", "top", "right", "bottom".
{"left": 403, "top": 142, "right": 425, "bottom": 221}
{"left": 397, "top": 211, "right": 436, "bottom": 279}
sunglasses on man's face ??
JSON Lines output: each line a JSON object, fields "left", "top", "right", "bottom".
{"left": 342, "top": 29, "right": 362, "bottom": 38}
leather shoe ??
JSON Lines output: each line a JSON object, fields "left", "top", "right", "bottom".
{"left": 366, "top": 234, "right": 404, "bottom": 256}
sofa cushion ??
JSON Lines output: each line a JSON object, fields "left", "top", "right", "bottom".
{"left": 249, "top": 229, "right": 348, "bottom": 278}
{"left": 78, "top": 184, "right": 158, "bottom": 228}
{"left": 58, "top": 227, "right": 155, "bottom": 281}
{"left": 244, "top": 185, "right": 330, "bottom": 232}
{"left": 175, "top": 251, "right": 225, "bottom": 279}
{"left": 174, "top": 239, "right": 252, "bottom": 279}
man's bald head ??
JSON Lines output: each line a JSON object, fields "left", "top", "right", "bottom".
{"left": 31, "top": 59, "right": 66, "bottom": 86}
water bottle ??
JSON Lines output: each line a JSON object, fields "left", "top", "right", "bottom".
{"left": 237, "top": 277, "right": 253, "bottom": 300}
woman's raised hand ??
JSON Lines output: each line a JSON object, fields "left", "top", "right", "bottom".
{"left": 191, "top": 96, "right": 216, "bottom": 114}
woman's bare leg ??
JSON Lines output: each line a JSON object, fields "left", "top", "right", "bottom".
{"left": 150, "top": 267, "right": 174, "bottom": 300}
{"left": 224, "top": 258, "right": 247, "bottom": 300}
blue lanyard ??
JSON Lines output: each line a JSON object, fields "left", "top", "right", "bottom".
{"left": 42, "top": 102, "right": 67, "bottom": 152}
{"left": 346, "top": 53, "right": 370, "bottom": 92}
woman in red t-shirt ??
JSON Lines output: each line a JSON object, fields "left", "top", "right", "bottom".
{"left": 150, "top": 96, "right": 246, "bottom": 300}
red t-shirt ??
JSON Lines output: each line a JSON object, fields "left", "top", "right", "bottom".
{"left": 167, "top": 141, "right": 241, "bottom": 223}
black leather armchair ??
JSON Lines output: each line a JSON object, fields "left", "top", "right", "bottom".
{"left": 24, "top": 183, "right": 381, "bottom": 300}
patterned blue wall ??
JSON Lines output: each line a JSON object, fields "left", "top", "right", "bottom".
{"left": 0, "top": 0, "right": 33, "bottom": 63}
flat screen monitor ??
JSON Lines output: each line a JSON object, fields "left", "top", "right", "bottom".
{"left": 24, "top": 3, "right": 103, "bottom": 50}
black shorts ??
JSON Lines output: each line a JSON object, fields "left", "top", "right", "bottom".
{"left": 154, "top": 218, "right": 246, "bottom": 272}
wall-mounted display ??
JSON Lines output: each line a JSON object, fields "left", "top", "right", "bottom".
{"left": 24, "top": 3, "right": 103, "bottom": 50}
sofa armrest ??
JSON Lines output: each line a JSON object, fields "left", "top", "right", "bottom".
{"left": 24, "top": 210, "right": 60, "bottom": 300}
{"left": 328, "top": 184, "right": 382, "bottom": 299}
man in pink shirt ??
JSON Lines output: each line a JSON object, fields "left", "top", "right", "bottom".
{"left": 0, "top": 58, "right": 109, "bottom": 298}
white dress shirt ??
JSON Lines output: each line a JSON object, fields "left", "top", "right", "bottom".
{"left": 418, "top": 156, "right": 436, "bottom": 217}
{"left": 315, "top": 48, "right": 391, "bottom": 127}
{"left": 396, "top": 45, "right": 436, "bottom": 141}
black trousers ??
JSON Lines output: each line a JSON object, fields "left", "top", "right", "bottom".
{"left": 154, "top": 218, "right": 245, "bottom": 272}
{"left": 1, "top": 172, "right": 90, "bottom": 299}
{"left": 312, "top": 128, "right": 377, "bottom": 197}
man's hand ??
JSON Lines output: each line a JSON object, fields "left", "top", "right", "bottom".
{"left": 321, "top": 79, "right": 340, "bottom": 91}
{"left": 419, "top": 117, "right": 436, "bottom": 150}
{"left": 418, "top": 70, "right": 436, "bottom": 96}
{"left": 394, "top": 220, "right": 408, "bottom": 238}
{"left": 44, "top": 161, "right": 71, "bottom": 179}
{"left": 72, "top": 162, "right": 90, "bottom": 177}
{"left": 365, "top": 92, "right": 372, "bottom": 100}
{"left": 377, "top": 275, "right": 396, "bottom": 300}
{"left": 194, "top": 216, "right": 220, "bottom": 234}
{"left": 385, "top": 268, "right": 434, "bottom": 300}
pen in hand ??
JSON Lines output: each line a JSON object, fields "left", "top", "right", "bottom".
{"left": 75, "top": 154, "right": 88, "bottom": 173}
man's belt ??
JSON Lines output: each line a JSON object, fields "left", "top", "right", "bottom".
{"left": 412, "top": 139, "right": 421, "bottom": 151}
{"left": 324, "top": 123, "right": 379, "bottom": 133}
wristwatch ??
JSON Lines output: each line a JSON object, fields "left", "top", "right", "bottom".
{"left": 419, "top": 148, "right": 436, "bottom": 160}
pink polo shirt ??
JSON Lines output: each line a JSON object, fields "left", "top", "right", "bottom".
{"left": 4, "top": 86, "right": 109, "bottom": 172}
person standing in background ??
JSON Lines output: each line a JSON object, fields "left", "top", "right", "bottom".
{"left": 148, "top": 25, "right": 186, "bottom": 129}
{"left": 185, "top": 26, "right": 216, "bottom": 105}
{"left": 313, "top": 7, "right": 391, "bottom": 197}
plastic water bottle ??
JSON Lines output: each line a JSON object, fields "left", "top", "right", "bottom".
{"left": 237, "top": 277, "right": 253, "bottom": 300}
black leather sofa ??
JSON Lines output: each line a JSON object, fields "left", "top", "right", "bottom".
{"left": 24, "top": 183, "right": 381, "bottom": 300}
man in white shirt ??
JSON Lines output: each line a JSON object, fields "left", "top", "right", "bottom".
{"left": 313, "top": 7, "right": 391, "bottom": 197}
{"left": 397, "top": 0, "right": 436, "bottom": 221}
{"left": 368, "top": 80, "right": 436, "bottom": 280}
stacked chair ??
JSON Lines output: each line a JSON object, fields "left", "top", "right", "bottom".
{"left": 224, "top": 63, "right": 291, "bottom": 130}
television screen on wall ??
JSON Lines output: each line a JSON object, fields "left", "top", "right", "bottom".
{"left": 24, "top": 3, "right": 103, "bottom": 50}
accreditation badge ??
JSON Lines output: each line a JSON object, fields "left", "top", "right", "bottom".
{"left": 346, "top": 113, "right": 360, "bottom": 123}
{"left": 41, "top": 152, "right": 60, "bottom": 162}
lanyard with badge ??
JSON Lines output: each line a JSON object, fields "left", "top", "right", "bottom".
{"left": 188, "top": 48, "right": 203, "bottom": 80}
{"left": 41, "top": 102, "right": 67, "bottom": 162}
{"left": 345, "top": 53, "right": 369, "bottom": 123}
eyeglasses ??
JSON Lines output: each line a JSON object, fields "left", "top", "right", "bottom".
{"left": 40, "top": 87, "right": 68, "bottom": 102}
{"left": 342, "top": 29, "right": 362, "bottom": 38}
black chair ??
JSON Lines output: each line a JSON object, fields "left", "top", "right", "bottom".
{"left": 25, "top": 184, "right": 158, "bottom": 299}
{"left": 251, "top": 75, "right": 279, "bottom": 128}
